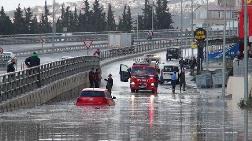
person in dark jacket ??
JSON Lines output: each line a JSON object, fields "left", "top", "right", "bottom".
{"left": 104, "top": 74, "right": 113, "bottom": 94}
{"left": 89, "top": 68, "right": 95, "bottom": 88}
{"left": 179, "top": 69, "right": 186, "bottom": 92}
{"left": 7, "top": 58, "right": 16, "bottom": 73}
{"left": 94, "top": 68, "right": 102, "bottom": 88}
{"left": 179, "top": 58, "right": 185, "bottom": 70}
{"left": 25, "top": 52, "right": 40, "bottom": 68}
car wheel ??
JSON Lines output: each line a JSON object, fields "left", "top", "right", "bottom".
{"left": 152, "top": 90, "right": 157, "bottom": 94}
{"left": 131, "top": 89, "right": 135, "bottom": 93}
{"left": 135, "top": 90, "right": 139, "bottom": 93}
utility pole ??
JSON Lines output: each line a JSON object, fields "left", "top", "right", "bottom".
{"left": 137, "top": 14, "right": 139, "bottom": 40}
{"left": 191, "top": 0, "right": 194, "bottom": 57}
{"left": 222, "top": 0, "right": 227, "bottom": 98}
{"left": 52, "top": 0, "right": 56, "bottom": 47}
{"left": 243, "top": 0, "right": 249, "bottom": 140}
{"left": 152, "top": 0, "right": 154, "bottom": 32}
{"left": 180, "top": 0, "right": 183, "bottom": 49}
{"left": 206, "top": 0, "right": 209, "bottom": 70}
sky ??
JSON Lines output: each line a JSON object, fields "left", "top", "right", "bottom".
{"left": 1, "top": 0, "right": 80, "bottom": 11}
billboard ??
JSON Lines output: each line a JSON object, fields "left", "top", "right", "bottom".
{"left": 238, "top": 0, "right": 252, "bottom": 39}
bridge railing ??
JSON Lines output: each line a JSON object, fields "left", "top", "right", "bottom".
{"left": 0, "top": 37, "right": 238, "bottom": 103}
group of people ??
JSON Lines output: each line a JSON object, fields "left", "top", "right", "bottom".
{"left": 88, "top": 68, "right": 113, "bottom": 93}
{"left": 179, "top": 57, "right": 197, "bottom": 76}
{"left": 170, "top": 69, "right": 186, "bottom": 94}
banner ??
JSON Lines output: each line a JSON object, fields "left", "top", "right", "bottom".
{"left": 239, "top": 0, "right": 252, "bottom": 39}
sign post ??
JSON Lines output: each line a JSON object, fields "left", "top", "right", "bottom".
{"left": 194, "top": 28, "right": 207, "bottom": 74}
{"left": 83, "top": 39, "right": 93, "bottom": 56}
{"left": 40, "top": 36, "right": 45, "bottom": 50}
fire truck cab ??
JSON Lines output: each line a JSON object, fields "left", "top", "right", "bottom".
{"left": 119, "top": 62, "right": 159, "bottom": 94}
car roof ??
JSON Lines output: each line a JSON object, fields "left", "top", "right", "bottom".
{"left": 82, "top": 88, "right": 107, "bottom": 92}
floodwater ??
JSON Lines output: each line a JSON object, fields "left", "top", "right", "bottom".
{"left": 0, "top": 52, "right": 251, "bottom": 141}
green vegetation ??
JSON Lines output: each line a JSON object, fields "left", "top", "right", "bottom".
{"left": 0, "top": 0, "right": 173, "bottom": 34}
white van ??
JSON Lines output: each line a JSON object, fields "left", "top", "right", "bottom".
{"left": 159, "top": 63, "right": 180, "bottom": 84}
{"left": 2, "top": 52, "right": 16, "bottom": 62}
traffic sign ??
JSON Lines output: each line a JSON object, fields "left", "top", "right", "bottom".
{"left": 83, "top": 40, "right": 93, "bottom": 49}
{"left": 191, "top": 42, "right": 198, "bottom": 49}
{"left": 0, "top": 47, "right": 3, "bottom": 54}
{"left": 194, "top": 28, "right": 206, "bottom": 41}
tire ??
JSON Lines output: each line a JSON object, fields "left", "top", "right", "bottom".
{"left": 152, "top": 90, "right": 157, "bottom": 94}
{"left": 131, "top": 89, "right": 135, "bottom": 93}
{"left": 135, "top": 90, "right": 139, "bottom": 93}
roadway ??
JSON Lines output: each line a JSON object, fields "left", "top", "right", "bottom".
{"left": 0, "top": 51, "right": 251, "bottom": 140}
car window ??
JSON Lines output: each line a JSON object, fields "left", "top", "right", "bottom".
{"left": 131, "top": 67, "right": 156, "bottom": 75}
{"left": 80, "top": 91, "right": 105, "bottom": 97}
{"left": 163, "top": 66, "right": 179, "bottom": 72}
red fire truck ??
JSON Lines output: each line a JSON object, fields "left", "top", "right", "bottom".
{"left": 119, "top": 62, "right": 159, "bottom": 94}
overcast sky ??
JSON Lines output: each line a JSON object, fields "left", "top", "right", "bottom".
{"left": 1, "top": 0, "right": 80, "bottom": 11}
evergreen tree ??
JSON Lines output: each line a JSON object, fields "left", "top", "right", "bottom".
{"left": 41, "top": 1, "right": 51, "bottom": 33}
{"left": 0, "top": 6, "right": 13, "bottom": 34}
{"left": 79, "top": 0, "right": 91, "bottom": 32}
{"left": 92, "top": 0, "right": 106, "bottom": 32}
{"left": 118, "top": 5, "right": 127, "bottom": 31}
{"left": 13, "top": 4, "right": 25, "bottom": 34}
{"left": 24, "top": 7, "right": 33, "bottom": 33}
{"left": 138, "top": 15, "right": 145, "bottom": 30}
{"left": 156, "top": 0, "right": 173, "bottom": 29}
{"left": 72, "top": 7, "right": 79, "bottom": 32}
{"left": 30, "top": 16, "right": 39, "bottom": 33}
{"left": 126, "top": 6, "right": 132, "bottom": 32}
{"left": 106, "top": 3, "right": 116, "bottom": 31}
{"left": 143, "top": 0, "right": 152, "bottom": 30}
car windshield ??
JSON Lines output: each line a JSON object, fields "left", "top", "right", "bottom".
{"left": 163, "top": 66, "right": 179, "bottom": 72}
{"left": 167, "top": 48, "right": 179, "bottom": 53}
{"left": 131, "top": 66, "right": 156, "bottom": 75}
{"left": 80, "top": 91, "right": 105, "bottom": 97}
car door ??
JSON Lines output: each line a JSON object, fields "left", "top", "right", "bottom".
{"left": 120, "top": 64, "right": 130, "bottom": 82}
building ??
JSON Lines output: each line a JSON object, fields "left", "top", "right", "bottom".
{"left": 193, "top": 3, "right": 239, "bottom": 30}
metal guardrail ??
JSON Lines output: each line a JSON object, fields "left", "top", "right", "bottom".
{"left": 0, "top": 30, "right": 237, "bottom": 45}
{"left": 0, "top": 37, "right": 237, "bottom": 103}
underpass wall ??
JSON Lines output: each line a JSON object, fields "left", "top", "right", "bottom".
{"left": 0, "top": 71, "right": 89, "bottom": 112}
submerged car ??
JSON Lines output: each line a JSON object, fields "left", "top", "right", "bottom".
{"left": 76, "top": 88, "right": 116, "bottom": 106}
{"left": 166, "top": 48, "right": 181, "bottom": 60}
{"left": 159, "top": 63, "right": 180, "bottom": 84}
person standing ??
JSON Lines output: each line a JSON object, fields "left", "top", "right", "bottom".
{"left": 25, "top": 52, "right": 41, "bottom": 87}
{"left": 179, "top": 58, "right": 185, "bottom": 70}
{"left": 179, "top": 69, "right": 186, "bottom": 92}
{"left": 7, "top": 58, "right": 16, "bottom": 73}
{"left": 104, "top": 74, "right": 113, "bottom": 94}
{"left": 94, "top": 68, "right": 102, "bottom": 88}
{"left": 190, "top": 57, "right": 197, "bottom": 76}
{"left": 89, "top": 68, "right": 95, "bottom": 88}
{"left": 171, "top": 71, "right": 177, "bottom": 94}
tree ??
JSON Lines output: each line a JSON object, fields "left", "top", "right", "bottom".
{"left": 0, "top": 6, "right": 13, "bottom": 34}
{"left": 79, "top": 0, "right": 92, "bottom": 32}
{"left": 72, "top": 7, "right": 79, "bottom": 32}
{"left": 156, "top": 0, "right": 173, "bottom": 29}
{"left": 41, "top": 1, "right": 51, "bottom": 33}
{"left": 142, "top": 0, "right": 152, "bottom": 30}
{"left": 106, "top": 3, "right": 116, "bottom": 31}
{"left": 138, "top": 15, "right": 144, "bottom": 30}
{"left": 126, "top": 6, "right": 132, "bottom": 32}
{"left": 30, "top": 16, "right": 39, "bottom": 33}
{"left": 92, "top": 0, "right": 106, "bottom": 32}
{"left": 24, "top": 7, "right": 33, "bottom": 33}
{"left": 13, "top": 4, "right": 25, "bottom": 34}
{"left": 118, "top": 5, "right": 127, "bottom": 31}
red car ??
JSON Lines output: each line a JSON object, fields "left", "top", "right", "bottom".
{"left": 120, "top": 63, "right": 159, "bottom": 93}
{"left": 76, "top": 88, "right": 116, "bottom": 106}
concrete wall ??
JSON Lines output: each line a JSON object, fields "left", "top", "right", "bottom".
{"left": 0, "top": 71, "right": 89, "bottom": 112}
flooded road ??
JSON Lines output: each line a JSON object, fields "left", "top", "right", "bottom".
{"left": 0, "top": 52, "right": 251, "bottom": 141}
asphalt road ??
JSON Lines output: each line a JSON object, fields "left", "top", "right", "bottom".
{"left": 0, "top": 52, "right": 251, "bottom": 141}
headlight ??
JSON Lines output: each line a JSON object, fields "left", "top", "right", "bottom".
{"left": 131, "top": 82, "right": 135, "bottom": 85}
{"left": 151, "top": 83, "right": 155, "bottom": 86}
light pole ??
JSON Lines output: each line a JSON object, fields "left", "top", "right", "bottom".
{"left": 180, "top": 0, "right": 183, "bottom": 49}
{"left": 152, "top": 0, "right": 154, "bottom": 31}
{"left": 191, "top": 0, "right": 194, "bottom": 57}
{"left": 52, "top": 0, "right": 56, "bottom": 47}
{"left": 206, "top": 0, "right": 209, "bottom": 70}
{"left": 137, "top": 14, "right": 139, "bottom": 40}
{"left": 222, "top": 0, "right": 227, "bottom": 98}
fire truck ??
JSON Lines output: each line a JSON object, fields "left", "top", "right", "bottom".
{"left": 119, "top": 60, "right": 159, "bottom": 94}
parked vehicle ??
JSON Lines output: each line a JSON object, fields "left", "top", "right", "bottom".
{"left": 166, "top": 48, "right": 181, "bottom": 60}
{"left": 159, "top": 63, "right": 180, "bottom": 84}
{"left": 76, "top": 88, "right": 116, "bottom": 106}
{"left": 119, "top": 62, "right": 159, "bottom": 93}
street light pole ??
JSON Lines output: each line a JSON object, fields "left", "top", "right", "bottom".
{"left": 137, "top": 14, "right": 139, "bottom": 40}
{"left": 191, "top": 0, "right": 194, "bottom": 57}
{"left": 180, "top": 0, "right": 183, "bottom": 49}
{"left": 152, "top": 0, "right": 154, "bottom": 31}
{"left": 206, "top": 0, "right": 209, "bottom": 70}
{"left": 222, "top": 0, "right": 227, "bottom": 98}
{"left": 52, "top": 0, "right": 56, "bottom": 47}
